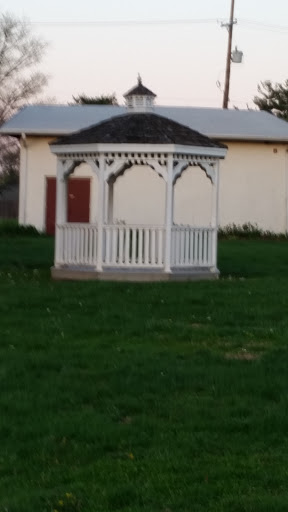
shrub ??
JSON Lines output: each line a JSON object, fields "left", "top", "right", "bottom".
{"left": 0, "top": 219, "right": 45, "bottom": 237}
{"left": 218, "top": 223, "right": 288, "bottom": 240}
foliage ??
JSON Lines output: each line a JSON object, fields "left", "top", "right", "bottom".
{"left": 218, "top": 222, "right": 288, "bottom": 240}
{"left": 72, "top": 93, "right": 118, "bottom": 105}
{"left": 253, "top": 79, "right": 288, "bottom": 121}
{"left": 0, "top": 148, "right": 19, "bottom": 194}
{"left": 1, "top": 238, "right": 288, "bottom": 511}
{"left": 0, "top": 219, "right": 44, "bottom": 236}
{"left": 0, "top": 12, "right": 48, "bottom": 188}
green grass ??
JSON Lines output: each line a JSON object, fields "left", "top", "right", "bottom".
{"left": 1, "top": 237, "right": 288, "bottom": 511}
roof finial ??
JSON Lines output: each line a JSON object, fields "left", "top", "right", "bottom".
{"left": 137, "top": 73, "right": 142, "bottom": 85}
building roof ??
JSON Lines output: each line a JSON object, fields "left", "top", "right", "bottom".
{"left": 2, "top": 104, "right": 288, "bottom": 142}
{"left": 52, "top": 112, "right": 225, "bottom": 148}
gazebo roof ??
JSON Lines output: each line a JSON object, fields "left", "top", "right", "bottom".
{"left": 52, "top": 112, "right": 226, "bottom": 149}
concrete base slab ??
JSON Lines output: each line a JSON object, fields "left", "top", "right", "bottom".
{"left": 51, "top": 266, "right": 220, "bottom": 282}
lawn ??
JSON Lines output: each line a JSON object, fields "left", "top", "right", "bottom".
{"left": 1, "top": 236, "right": 288, "bottom": 512}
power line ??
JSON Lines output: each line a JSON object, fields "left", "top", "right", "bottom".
{"left": 239, "top": 21, "right": 288, "bottom": 34}
{"left": 27, "top": 17, "right": 288, "bottom": 34}
{"left": 30, "top": 18, "right": 218, "bottom": 27}
{"left": 240, "top": 18, "right": 288, "bottom": 32}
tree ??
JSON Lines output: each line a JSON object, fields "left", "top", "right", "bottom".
{"left": 0, "top": 150, "right": 18, "bottom": 195}
{"left": 253, "top": 80, "right": 288, "bottom": 121}
{"left": 0, "top": 12, "right": 48, "bottom": 192}
{"left": 72, "top": 93, "right": 118, "bottom": 105}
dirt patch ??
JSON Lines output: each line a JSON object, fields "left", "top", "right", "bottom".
{"left": 225, "top": 351, "right": 261, "bottom": 361}
{"left": 120, "top": 416, "right": 133, "bottom": 424}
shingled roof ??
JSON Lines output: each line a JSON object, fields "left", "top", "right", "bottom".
{"left": 124, "top": 77, "right": 156, "bottom": 98}
{"left": 52, "top": 112, "right": 226, "bottom": 148}
{"left": 124, "top": 83, "right": 156, "bottom": 97}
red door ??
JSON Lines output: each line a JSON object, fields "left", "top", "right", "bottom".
{"left": 46, "top": 177, "right": 90, "bottom": 235}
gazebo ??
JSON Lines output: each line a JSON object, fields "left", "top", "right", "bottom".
{"left": 50, "top": 78, "right": 227, "bottom": 281}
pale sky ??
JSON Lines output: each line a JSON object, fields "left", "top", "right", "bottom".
{"left": 1, "top": 0, "right": 288, "bottom": 108}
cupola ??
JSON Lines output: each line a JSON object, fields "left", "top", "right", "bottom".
{"left": 124, "top": 75, "right": 156, "bottom": 112}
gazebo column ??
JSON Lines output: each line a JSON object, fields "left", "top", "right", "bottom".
{"left": 55, "top": 159, "right": 68, "bottom": 267}
{"left": 56, "top": 159, "right": 68, "bottom": 225}
{"left": 211, "top": 161, "right": 220, "bottom": 269}
{"left": 96, "top": 154, "right": 105, "bottom": 272}
{"left": 164, "top": 155, "right": 174, "bottom": 273}
{"left": 107, "top": 180, "right": 114, "bottom": 224}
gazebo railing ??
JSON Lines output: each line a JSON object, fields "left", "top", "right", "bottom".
{"left": 171, "top": 226, "right": 214, "bottom": 267}
{"left": 103, "top": 225, "right": 165, "bottom": 267}
{"left": 55, "top": 223, "right": 215, "bottom": 269}
{"left": 56, "top": 223, "right": 98, "bottom": 266}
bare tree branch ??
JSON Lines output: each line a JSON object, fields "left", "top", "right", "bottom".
{"left": 0, "top": 12, "right": 48, "bottom": 191}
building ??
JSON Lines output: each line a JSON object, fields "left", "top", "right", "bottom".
{"left": 1, "top": 80, "right": 288, "bottom": 235}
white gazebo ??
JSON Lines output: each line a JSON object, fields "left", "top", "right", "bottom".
{"left": 50, "top": 78, "right": 227, "bottom": 281}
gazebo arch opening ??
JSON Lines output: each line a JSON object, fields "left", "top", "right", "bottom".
{"left": 113, "top": 164, "right": 165, "bottom": 225}
{"left": 174, "top": 165, "right": 213, "bottom": 227}
{"left": 50, "top": 78, "right": 227, "bottom": 281}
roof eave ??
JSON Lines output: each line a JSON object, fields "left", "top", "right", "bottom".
{"left": 174, "top": 144, "right": 227, "bottom": 158}
{"left": 211, "top": 134, "right": 288, "bottom": 143}
{"left": 3, "top": 130, "right": 288, "bottom": 144}
{"left": 0, "top": 129, "right": 80, "bottom": 137}
{"left": 50, "top": 142, "right": 227, "bottom": 157}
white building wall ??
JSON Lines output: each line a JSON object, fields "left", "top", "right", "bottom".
{"left": 219, "top": 142, "right": 287, "bottom": 232}
{"left": 20, "top": 137, "right": 97, "bottom": 231}
{"left": 21, "top": 137, "right": 288, "bottom": 233}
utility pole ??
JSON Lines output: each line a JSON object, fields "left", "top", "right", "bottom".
{"left": 222, "top": 0, "right": 236, "bottom": 109}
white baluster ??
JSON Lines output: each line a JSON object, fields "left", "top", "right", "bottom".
{"left": 190, "top": 229, "right": 194, "bottom": 266}
{"left": 65, "top": 225, "right": 68, "bottom": 264}
{"left": 82, "top": 227, "right": 86, "bottom": 264}
{"left": 56, "top": 226, "right": 61, "bottom": 265}
{"left": 76, "top": 226, "right": 79, "bottom": 264}
{"left": 185, "top": 228, "right": 189, "bottom": 265}
{"left": 170, "top": 228, "right": 175, "bottom": 266}
{"left": 70, "top": 226, "right": 74, "bottom": 264}
{"left": 175, "top": 228, "right": 180, "bottom": 266}
{"left": 72, "top": 226, "right": 76, "bottom": 263}
{"left": 195, "top": 230, "right": 199, "bottom": 265}
{"left": 158, "top": 229, "right": 163, "bottom": 266}
{"left": 180, "top": 229, "right": 185, "bottom": 265}
{"left": 78, "top": 226, "right": 82, "bottom": 264}
{"left": 131, "top": 229, "right": 136, "bottom": 265}
{"left": 105, "top": 227, "right": 111, "bottom": 265}
{"left": 94, "top": 226, "right": 98, "bottom": 266}
{"left": 119, "top": 228, "right": 124, "bottom": 264}
{"left": 203, "top": 230, "right": 208, "bottom": 265}
{"left": 199, "top": 230, "right": 203, "bottom": 265}
{"left": 144, "top": 229, "right": 149, "bottom": 265}
{"left": 138, "top": 229, "right": 143, "bottom": 265}
{"left": 151, "top": 229, "right": 156, "bottom": 266}
{"left": 88, "top": 226, "right": 93, "bottom": 265}
{"left": 84, "top": 227, "right": 88, "bottom": 264}
{"left": 112, "top": 227, "right": 117, "bottom": 265}
{"left": 209, "top": 229, "right": 214, "bottom": 266}
{"left": 125, "top": 228, "right": 130, "bottom": 265}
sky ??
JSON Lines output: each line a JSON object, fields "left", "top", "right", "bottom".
{"left": 1, "top": 0, "right": 288, "bottom": 108}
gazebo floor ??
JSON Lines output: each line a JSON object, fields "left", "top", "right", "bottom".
{"left": 51, "top": 266, "right": 219, "bottom": 282}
